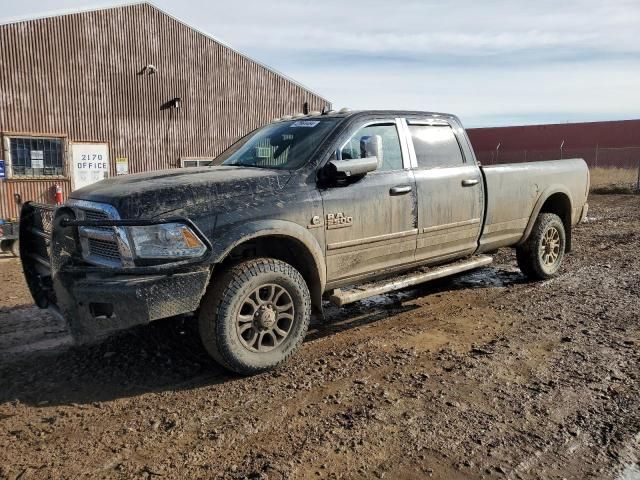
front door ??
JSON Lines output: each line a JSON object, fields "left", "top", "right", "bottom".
{"left": 406, "top": 119, "right": 484, "bottom": 263}
{"left": 321, "top": 120, "right": 417, "bottom": 285}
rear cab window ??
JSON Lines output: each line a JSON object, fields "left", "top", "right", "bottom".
{"left": 408, "top": 123, "right": 465, "bottom": 169}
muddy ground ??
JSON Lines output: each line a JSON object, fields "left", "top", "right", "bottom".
{"left": 0, "top": 194, "right": 638, "bottom": 480}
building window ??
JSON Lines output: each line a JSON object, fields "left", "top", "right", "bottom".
{"left": 181, "top": 157, "right": 214, "bottom": 168}
{"left": 8, "top": 136, "right": 65, "bottom": 177}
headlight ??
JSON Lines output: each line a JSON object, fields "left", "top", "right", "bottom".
{"left": 128, "top": 223, "right": 206, "bottom": 259}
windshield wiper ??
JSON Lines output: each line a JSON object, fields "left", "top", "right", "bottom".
{"left": 226, "top": 163, "right": 278, "bottom": 170}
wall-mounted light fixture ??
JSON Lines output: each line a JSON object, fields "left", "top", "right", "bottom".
{"left": 160, "top": 97, "right": 181, "bottom": 111}
{"left": 137, "top": 64, "right": 157, "bottom": 75}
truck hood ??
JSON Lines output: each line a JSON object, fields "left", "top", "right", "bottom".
{"left": 69, "top": 166, "right": 291, "bottom": 218}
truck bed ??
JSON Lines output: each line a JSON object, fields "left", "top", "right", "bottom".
{"left": 478, "top": 158, "right": 589, "bottom": 252}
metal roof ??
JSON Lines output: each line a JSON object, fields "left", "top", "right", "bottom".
{"left": 0, "top": 1, "right": 329, "bottom": 103}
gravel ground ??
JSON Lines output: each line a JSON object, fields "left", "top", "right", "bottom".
{"left": 0, "top": 194, "right": 638, "bottom": 480}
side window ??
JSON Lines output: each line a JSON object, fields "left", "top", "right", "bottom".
{"left": 340, "top": 123, "right": 403, "bottom": 171}
{"left": 409, "top": 125, "right": 464, "bottom": 169}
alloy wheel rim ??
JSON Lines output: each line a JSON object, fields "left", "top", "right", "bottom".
{"left": 539, "top": 226, "right": 561, "bottom": 267}
{"left": 236, "top": 284, "right": 295, "bottom": 353}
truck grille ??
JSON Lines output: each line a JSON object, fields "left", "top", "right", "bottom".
{"left": 68, "top": 200, "right": 132, "bottom": 267}
{"left": 78, "top": 208, "right": 121, "bottom": 265}
{"left": 87, "top": 237, "right": 121, "bottom": 260}
{"left": 82, "top": 209, "right": 112, "bottom": 229}
{"left": 82, "top": 209, "right": 109, "bottom": 221}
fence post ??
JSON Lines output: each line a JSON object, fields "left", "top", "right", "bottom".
{"left": 637, "top": 157, "right": 640, "bottom": 192}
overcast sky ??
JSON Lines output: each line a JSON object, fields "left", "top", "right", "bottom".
{"left": 2, "top": 0, "right": 639, "bottom": 127}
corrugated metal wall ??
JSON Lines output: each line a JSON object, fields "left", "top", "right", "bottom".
{"left": 0, "top": 3, "right": 329, "bottom": 219}
{"left": 0, "top": 179, "right": 72, "bottom": 219}
{"left": 467, "top": 119, "right": 640, "bottom": 167}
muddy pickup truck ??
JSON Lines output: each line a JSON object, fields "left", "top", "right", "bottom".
{"left": 20, "top": 110, "right": 590, "bottom": 374}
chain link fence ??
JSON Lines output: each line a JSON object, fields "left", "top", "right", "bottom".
{"left": 475, "top": 146, "right": 640, "bottom": 192}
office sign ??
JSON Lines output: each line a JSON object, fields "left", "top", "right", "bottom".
{"left": 71, "top": 143, "right": 110, "bottom": 190}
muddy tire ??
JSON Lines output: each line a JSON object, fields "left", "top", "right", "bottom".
{"left": 11, "top": 240, "right": 20, "bottom": 257}
{"left": 198, "top": 258, "right": 311, "bottom": 375}
{"left": 516, "top": 213, "right": 566, "bottom": 280}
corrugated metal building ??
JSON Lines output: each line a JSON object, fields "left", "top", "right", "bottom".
{"left": 467, "top": 119, "right": 640, "bottom": 168}
{"left": 0, "top": 2, "right": 329, "bottom": 220}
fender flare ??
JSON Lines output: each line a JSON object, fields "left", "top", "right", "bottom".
{"left": 517, "top": 185, "right": 573, "bottom": 246}
{"left": 210, "top": 219, "right": 327, "bottom": 299}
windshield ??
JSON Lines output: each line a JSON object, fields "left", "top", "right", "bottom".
{"left": 214, "top": 118, "right": 340, "bottom": 170}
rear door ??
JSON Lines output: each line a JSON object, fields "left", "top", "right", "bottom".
{"left": 321, "top": 119, "right": 417, "bottom": 285}
{"left": 403, "top": 118, "right": 484, "bottom": 263}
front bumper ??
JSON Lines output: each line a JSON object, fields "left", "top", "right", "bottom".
{"left": 19, "top": 202, "right": 212, "bottom": 342}
{"left": 54, "top": 268, "right": 211, "bottom": 341}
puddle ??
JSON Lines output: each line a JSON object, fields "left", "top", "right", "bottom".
{"left": 618, "top": 464, "right": 640, "bottom": 480}
{"left": 451, "top": 266, "right": 523, "bottom": 288}
{"left": 356, "top": 289, "right": 417, "bottom": 308}
{"left": 616, "top": 433, "right": 640, "bottom": 480}
{"left": 321, "top": 266, "right": 523, "bottom": 322}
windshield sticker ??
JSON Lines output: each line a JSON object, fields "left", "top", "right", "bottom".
{"left": 291, "top": 120, "right": 320, "bottom": 128}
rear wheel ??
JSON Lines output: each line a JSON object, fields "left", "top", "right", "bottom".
{"left": 198, "top": 258, "right": 311, "bottom": 375}
{"left": 516, "top": 213, "right": 566, "bottom": 280}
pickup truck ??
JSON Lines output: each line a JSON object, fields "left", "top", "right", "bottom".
{"left": 20, "top": 110, "right": 590, "bottom": 374}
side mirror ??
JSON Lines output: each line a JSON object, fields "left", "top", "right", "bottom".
{"left": 360, "top": 135, "right": 383, "bottom": 168}
{"left": 325, "top": 157, "right": 378, "bottom": 183}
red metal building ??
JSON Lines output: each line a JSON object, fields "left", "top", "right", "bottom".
{"left": 467, "top": 119, "right": 640, "bottom": 168}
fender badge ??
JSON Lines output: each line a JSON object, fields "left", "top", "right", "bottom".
{"left": 326, "top": 212, "right": 353, "bottom": 229}
{"left": 307, "top": 215, "right": 323, "bottom": 229}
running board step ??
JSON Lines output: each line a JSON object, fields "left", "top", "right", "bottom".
{"left": 329, "top": 255, "right": 493, "bottom": 307}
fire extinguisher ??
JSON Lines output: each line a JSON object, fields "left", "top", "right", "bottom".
{"left": 54, "top": 184, "right": 64, "bottom": 205}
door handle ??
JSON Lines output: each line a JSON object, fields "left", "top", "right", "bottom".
{"left": 461, "top": 179, "right": 479, "bottom": 187}
{"left": 389, "top": 185, "right": 412, "bottom": 195}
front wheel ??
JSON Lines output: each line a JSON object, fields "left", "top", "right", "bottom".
{"left": 516, "top": 213, "right": 566, "bottom": 280}
{"left": 198, "top": 258, "right": 311, "bottom": 375}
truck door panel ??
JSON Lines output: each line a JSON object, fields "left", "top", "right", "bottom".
{"left": 321, "top": 121, "right": 417, "bottom": 283}
{"left": 407, "top": 121, "right": 484, "bottom": 262}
